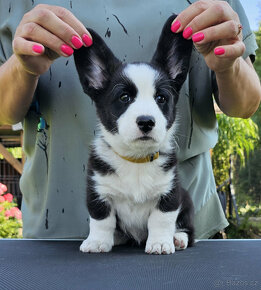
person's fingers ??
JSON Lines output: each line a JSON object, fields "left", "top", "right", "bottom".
{"left": 170, "top": 0, "right": 244, "bottom": 74}
{"left": 192, "top": 20, "right": 243, "bottom": 45}
{"left": 171, "top": 0, "right": 238, "bottom": 38}
{"left": 19, "top": 22, "right": 74, "bottom": 57}
{"left": 184, "top": 3, "right": 238, "bottom": 39}
{"left": 214, "top": 41, "right": 246, "bottom": 59}
{"left": 26, "top": 4, "right": 92, "bottom": 46}
{"left": 13, "top": 36, "right": 45, "bottom": 56}
{"left": 12, "top": 4, "right": 93, "bottom": 76}
{"left": 23, "top": 8, "right": 82, "bottom": 49}
{"left": 12, "top": 36, "right": 56, "bottom": 76}
{"left": 171, "top": 0, "right": 212, "bottom": 33}
{"left": 45, "top": 5, "right": 92, "bottom": 43}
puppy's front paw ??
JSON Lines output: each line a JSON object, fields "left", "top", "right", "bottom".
{"left": 80, "top": 238, "right": 113, "bottom": 253}
{"left": 145, "top": 239, "right": 175, "bottom": 255}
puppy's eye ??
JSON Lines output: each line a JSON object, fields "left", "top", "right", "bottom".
{"left": 155, "top": 95, "right": 166, "bottom": 104}
{"left": 119, "top": 94, "right": 132, "bottom": 103}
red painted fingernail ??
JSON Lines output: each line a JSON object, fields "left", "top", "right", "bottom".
{"left": 82, "top": 34, "right": 93, "bottom": 47}
{"left": 32, "top": 45, "right": 44, "bottom": 54}
{"left": 183, "top": 27, "right": 193, "bottom": 39}
{"left": 171, "top": 20, "right": 181, "bottom": 33}
{"left": 61, "top": 44, "right": 74, "bottom": 56}
{"left": 192, "top": 32, "right": 205, "bottom": 43}
{"left": 214, "top": 47, "right": 225, "bottom": 56}
{"left": 71, "top": 36, "right": 83, "bottom": 49}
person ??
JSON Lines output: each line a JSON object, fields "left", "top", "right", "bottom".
{"left": 0, "top": 0, "right": 260, "bottom": 239}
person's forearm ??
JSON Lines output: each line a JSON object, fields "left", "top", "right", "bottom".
{"left": 0, "top": 54, "right": 39, "bottom": 125}
{"left": 215, "top": 57, "right": 261, "bottom": 119}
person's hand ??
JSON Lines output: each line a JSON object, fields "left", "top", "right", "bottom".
{"left": 171, "top": 0, "right": 245, "bottom": 73}
{"left": 12, "top": 4, "right": 92, "bottom": 76}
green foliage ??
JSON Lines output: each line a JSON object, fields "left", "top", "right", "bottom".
{"left": 0, "top": 147, "right": 22, "bottom": 159}
{"left": 216, "top": 115, "right": 258, "bottom": 163}
{"left": 212, "top": 114, "right": 259, "bottom": 187}
{"left": 226, "top": 204, "right": 261, "bottom": 239}
{"left": 226, "top": 218, "right": 261, "bottom": 239}
{"left": 239, "top": 204, "right": 261, "bottom": 218}
{"left": 234, "top": 149, "right": 261, "bottom": 205}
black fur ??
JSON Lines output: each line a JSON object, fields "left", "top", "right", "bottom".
{"left": 160, "top": 151, "right": 178, "bottom": 172}
{"left": 74, "top": 29, "right": 121, "bottom": 100}
{"left": 151, "top": 15, "right": 192, "bottom": 93}
{"left": 88, "top": 147, "right": 115, "bottom": 175}
{"left": 87, "top": 169, "right": 111, "bottom": 220}
{"left": 153, "top": 74, "right": 177, "bottom": 129}
{"left": 86, "top": 148, "right": 115, "bottom": 220}
{"left": 176, "top": 187, "right": 195, "bottom": 247}
{"left": 95, "top": 69, "right": 138, "bottom": 134}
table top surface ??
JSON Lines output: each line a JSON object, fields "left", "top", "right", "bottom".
{"left": 0, "top": 239, "right": 260, "bottom": 290}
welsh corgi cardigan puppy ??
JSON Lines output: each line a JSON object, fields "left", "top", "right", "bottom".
{"left": 74, "top": 15, "right": 194, "bottom": 255}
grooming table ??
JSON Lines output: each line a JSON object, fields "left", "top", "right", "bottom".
{"left": 0, "top": 239, "right": 260, "bottom": 290}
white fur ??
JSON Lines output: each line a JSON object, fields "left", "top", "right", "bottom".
{"left": 119, "top": 64, "right": 167, "bottom": 145}
{"left": 93, "top": 136, "right": 175, "bottom": 204}
{"left": 146, "top": 208, "right": 180, "bottom": 254}
{"left": 174, "top": 231, "right": 189, "bottom": 250}
{"left": 80, "top": 212, "right": 116, "bottom": 253}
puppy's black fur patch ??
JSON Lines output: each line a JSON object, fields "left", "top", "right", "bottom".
{"left": 86, "top": 171, "right": 111, "bottom": 220}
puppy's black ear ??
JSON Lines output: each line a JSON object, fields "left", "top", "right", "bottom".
{"left": 74, "top": 29, "right": 121, "bottom": 100}
{"left": 151, "top": 15, "right": 193, "bottom": 92}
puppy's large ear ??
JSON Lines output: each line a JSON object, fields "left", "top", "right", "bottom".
{"left": 74, "top": 29, "right": 121, "bottom": 100}
{"left": 151, "top": 15, "right": 193, "bottom": 92}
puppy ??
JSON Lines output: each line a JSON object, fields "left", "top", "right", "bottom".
{"left": 74, "top": 15, "right": 194, "bottom": 254}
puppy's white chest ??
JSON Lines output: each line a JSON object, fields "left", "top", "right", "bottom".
{"left": 95, "top": 161, "right": 174, "bottom": 203}
{"left": 113, "top": 198, "right": 157, "bottom": 242}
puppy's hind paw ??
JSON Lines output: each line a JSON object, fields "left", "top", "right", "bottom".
{"left": 80, "top": 239, "right": 113, "bottom": 253}
{"left": 174, "top": 232, "right": 188, "bottom": 250}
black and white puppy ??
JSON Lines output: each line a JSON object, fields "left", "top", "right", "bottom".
{"left": 74, "top": 15, "right": 194, "bottom": 255}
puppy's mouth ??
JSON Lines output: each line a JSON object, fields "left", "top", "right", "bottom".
{"left": 135, "top": 136, "right": 155, "bottom": 142}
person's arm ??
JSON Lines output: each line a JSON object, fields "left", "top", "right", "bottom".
{"left": 171, "top": 0, "right": 261, "bottom": 119}
{"left": 215, "top": 56, "right": 260, "bottom": 118}
{"left": 0, "top": 55, "right": 39, "bottom": 125}
{"left": 0, "top": 4, "right": 92, "bottom": 125}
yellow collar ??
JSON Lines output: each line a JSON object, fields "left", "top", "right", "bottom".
{"left": 115, "top": 151, "right": 160, "bottom": 163}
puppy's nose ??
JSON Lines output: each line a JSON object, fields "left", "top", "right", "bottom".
{"left": 136, "top": 115, "right": 155, "bottom": 134}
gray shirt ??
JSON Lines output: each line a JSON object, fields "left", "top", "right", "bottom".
{"left": 0, "top": 0, "right": 257, "bottom": 239}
